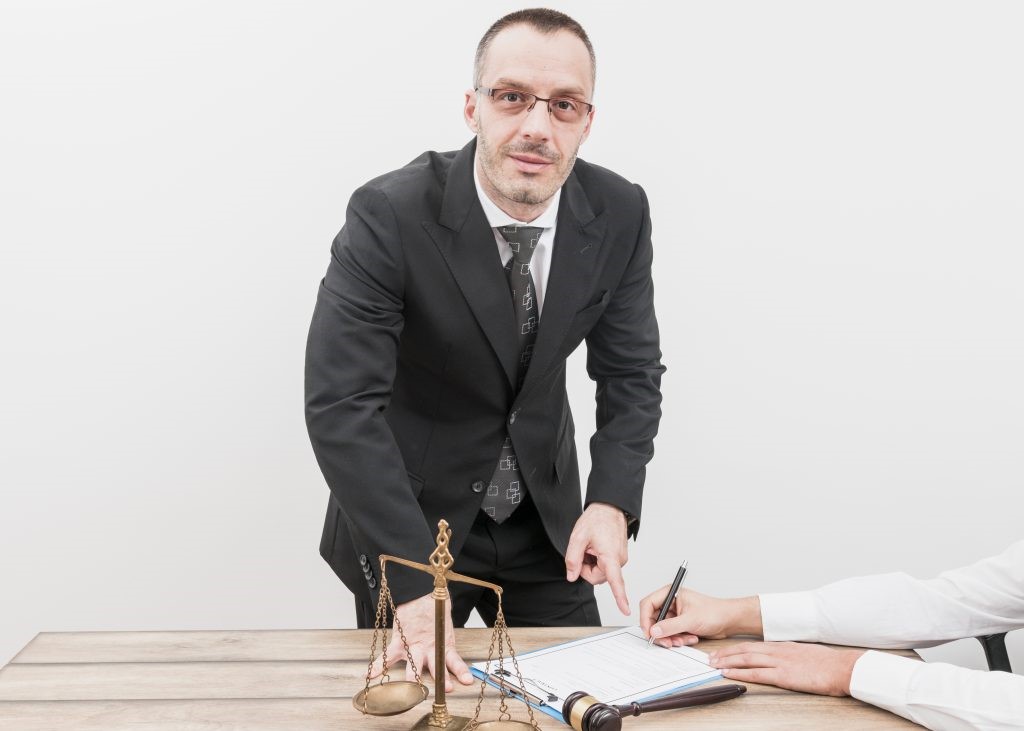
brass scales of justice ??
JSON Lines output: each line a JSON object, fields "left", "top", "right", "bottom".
{"left": 353, "top": 519, "right": 541, "bottom": 730}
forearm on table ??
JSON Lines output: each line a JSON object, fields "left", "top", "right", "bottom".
{"left": 851, "top": 651, "right": 1024, "bottom": 731}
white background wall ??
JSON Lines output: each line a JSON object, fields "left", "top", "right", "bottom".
{"left": 2, "top": 0, "right": 1021, "bottom": 675}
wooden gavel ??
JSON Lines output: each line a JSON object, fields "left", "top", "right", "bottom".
{"left": 562, "top": 683, "right": 747, "bottom": 731}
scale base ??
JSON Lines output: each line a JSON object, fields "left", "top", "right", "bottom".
{"left": 410, "top": 712, "right": 471, "bottom": 730}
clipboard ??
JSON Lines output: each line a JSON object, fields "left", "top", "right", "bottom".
{"left": 469, "top": 626, "right": 722, "bottom": 723}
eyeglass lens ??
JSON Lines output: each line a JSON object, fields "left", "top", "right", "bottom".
{"left": 487, "top": 89, "right": 589, "bottom": 123}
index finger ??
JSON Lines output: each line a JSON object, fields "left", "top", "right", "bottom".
{"left": 709, "top": 641, "right": 769, "bottom": 663}
{"left": 600, "top": 555, "right": 630, "bottom": 616}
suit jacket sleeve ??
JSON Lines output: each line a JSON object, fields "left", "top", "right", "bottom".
{"left": 583, "top": 184, "right": 664, "bottom": 538}
{"left": 305, "top": 184, "right": 435, "bottom": 605}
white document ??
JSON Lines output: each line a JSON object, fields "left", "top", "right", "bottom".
{"left": 470, "top": 626, "right": 722, "bottom": 711}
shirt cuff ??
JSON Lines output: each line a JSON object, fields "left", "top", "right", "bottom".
{"left": 848, "top": 650, "right": 919, "bottom": 716}
{"left": 759, "top": 591, "right": 821, "bottom": 641}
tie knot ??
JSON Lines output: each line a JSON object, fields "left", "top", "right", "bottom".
{"left": 498, "top": 225, "right": 544, "bottom": 265}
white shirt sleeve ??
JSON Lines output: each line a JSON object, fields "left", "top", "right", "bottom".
{"left": 761, "top": 539, "right": 1024, "bottom": 648}
{"left": 850, "top": 651, "right": 1024, "bottom": 731}
{"left": 759, "top": 540, "right": 1024, "bottom": 731}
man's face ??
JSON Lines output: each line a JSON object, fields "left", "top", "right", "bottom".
{"left": 465, "top": 25, "right": 594, "bottom": 217}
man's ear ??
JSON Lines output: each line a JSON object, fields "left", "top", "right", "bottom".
{"left": 464, "top": 89, "right": 479, "bottom": 133}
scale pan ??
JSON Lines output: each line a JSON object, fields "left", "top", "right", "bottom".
{"left": 352, "top": 681, "right": 429, "bottom": 715}
{"left": 472, "top": 722, "right": 537, "bottom": 730}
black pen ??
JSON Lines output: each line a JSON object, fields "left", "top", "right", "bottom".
{"left": 648, "top": 560, "right": 688, "bottom": 647}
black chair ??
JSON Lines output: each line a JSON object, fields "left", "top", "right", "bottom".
{"left": 977, "top": 633, "right": 1012, "bottom": 672}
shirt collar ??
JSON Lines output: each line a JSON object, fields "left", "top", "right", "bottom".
{"left": 473, "top": 151, "right": 561, "bottom": 230}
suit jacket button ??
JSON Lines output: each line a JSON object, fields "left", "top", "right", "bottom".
{"left": 368, "top": 577, "right": 377, "bottom": 589}
{"left": 509, "top": 410, "right": 518, "bottom": 425}
{"left": 359, "top": 554, "right": 368, "bottom": 567}
{"left": 471, "top": 480, "right": 485, "bottom": 493}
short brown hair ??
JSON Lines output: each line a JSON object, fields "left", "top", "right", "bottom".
{"left": 474, "top": 8, "right": 596, "bottom": 90}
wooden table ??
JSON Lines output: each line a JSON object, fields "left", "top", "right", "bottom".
{"left": 0, "top": 627, "right": 920, "bottom": 729}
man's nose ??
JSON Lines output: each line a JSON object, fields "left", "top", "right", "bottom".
{"left": 519, "top": 99, "right": 553, "bottom": 140}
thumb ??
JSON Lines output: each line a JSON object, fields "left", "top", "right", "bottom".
{"left": 565, "top": 555, "right": 580, "bottom": 582}
{"left": 651, "top": 614, "right": 694, "bottom": 640}
{"left": 564, "top": 535, "right": 586, "bottom": 582}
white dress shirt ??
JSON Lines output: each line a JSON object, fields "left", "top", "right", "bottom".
{"left": 473, "top": 155, "right": 560, "bottom": 316}
{"left": 760, "top": 540, "right": 1024, "bottom": 731}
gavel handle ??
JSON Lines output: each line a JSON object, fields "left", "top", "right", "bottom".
{"left": 614, "top": 683, "right": 747, "bottom": 716}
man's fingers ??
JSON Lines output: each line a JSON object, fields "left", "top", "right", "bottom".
{"left": 579, "top": 562, "right": 606, "bottom": 585}
{"left": 711, "top": 644, "right": 788, "bottom": 688}
{"left": 708, "top": 641, "right": 767, "bottom": 662}
{"left": 640, "top": 586, "right": 679, "bottom": 638}
{"left": 601, "top": 557, "right": 630, "bottom": 616}
{"left": 409, "top": 644, "right": 445, "bottom": 688}
{"left": 720, "top": 667, "right": 777, "bottom": 686}
{"left": 672, "top": 633, "right": 700, "bottom": 646}
{"left": 574, "top": 552, "right": 631, "bottom": 616}
{"left": 371, "top": 643, "right": 422, "bottom": 683}
{"left": 576, "top": 551, "right": 630, "bottom": 616}
{"left": 403, "top": 646, "right": 420, "bottom": 682}
{"left": 446, "top": 647, "right": 474, "bottom": 685}
{"left": 564, "top": 533, "right": 586, "bottom": 582}
{"left": 655, "top": 634, "right": 697, "bottom": 649}
{"left": 710, "top": 649, "right": 778, "bottom": 670}
{"left": 638, "top": 586, "right": 672, "bottom": 636}
{"left": 650, "top": 613, "right": 695, "bottom": 640}
{"left": 371, "top": 639, "right": 408, "bottom": 678}
{"left": 439, "top": 662, "right": 455, "bottom": 693}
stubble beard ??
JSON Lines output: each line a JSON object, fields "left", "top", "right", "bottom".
{"left": 476, "top": 122, "right": 580, "bottom": 207}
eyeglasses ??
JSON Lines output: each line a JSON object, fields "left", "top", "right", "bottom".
{"left": 476, "top": 87, "right": 593, "bottom": 125}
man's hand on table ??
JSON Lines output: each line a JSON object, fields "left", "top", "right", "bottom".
{"left": 565, "top": 502, "right": 631, "bottom": 615}
{"left": 369, "top": 593, "right": 473, "bottom": 692}
{"left": 709, "top": 642, "right": 865, "bottom": 697}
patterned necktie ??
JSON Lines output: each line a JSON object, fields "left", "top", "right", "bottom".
{"left": 480, "top": 224, "right": 543, "bottom": 523}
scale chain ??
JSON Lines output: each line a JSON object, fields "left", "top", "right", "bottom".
{"left": 360, "top": 566, "right": 392, "bottom": 705}
{"left": 355, "top": 522, "right": 540, "bottom": 728}
{"left": 501, "top": 598, "right": 540, "bottom": 730}
{"left": 385, "top": 572, "right": 424, "bottom": 687}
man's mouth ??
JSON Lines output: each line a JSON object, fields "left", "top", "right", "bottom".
{"left": 508, "top": 154, "right": 553, "bottom": 174}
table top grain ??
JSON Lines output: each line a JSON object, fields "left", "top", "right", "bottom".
{"left": 0, "top": 627, "right": 920, "bottom": 730}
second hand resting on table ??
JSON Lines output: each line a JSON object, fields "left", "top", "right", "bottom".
{"left": 371, "top": 502, "right": 631, "bottom": 691}
{"left": 638, "top": 587, "right": 864, "bottom": 696}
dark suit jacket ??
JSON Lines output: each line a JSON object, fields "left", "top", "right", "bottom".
{"left": 305, "top": 138, "right": 664, "bottom": 606}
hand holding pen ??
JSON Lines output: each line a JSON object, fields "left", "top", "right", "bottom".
{"left": 645, "top": 561, "right": 688, "bottom": 647}
{"left": 640, "top": 575, "right": 765, "bottom": 647}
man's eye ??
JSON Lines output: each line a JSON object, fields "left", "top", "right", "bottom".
{"left": 554, "top": 99, "right": 577, "bottom": 112}
{"left": 500, "top": 92, "right": 523, "bottom": 103}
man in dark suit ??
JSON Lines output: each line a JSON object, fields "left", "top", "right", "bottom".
{"left": 305, "top": 8, "right": 664, "bottom": 691}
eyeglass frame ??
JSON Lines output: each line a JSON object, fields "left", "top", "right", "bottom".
{"left": 474, "top": 86, "right": 595, "bottom": 122}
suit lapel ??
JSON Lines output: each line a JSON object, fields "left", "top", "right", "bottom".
{"left": 423, "top": 140, "right": 519, "bottom": 389}
{"left": 423, "top": 142, "right": 606, "bottom": 394}
{"left": 520, "top": 169, "right": 606, "bottom": 396}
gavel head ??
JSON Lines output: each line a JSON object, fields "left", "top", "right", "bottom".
{"left": 562, "top": 691, "right": 622, "bottom": 731}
